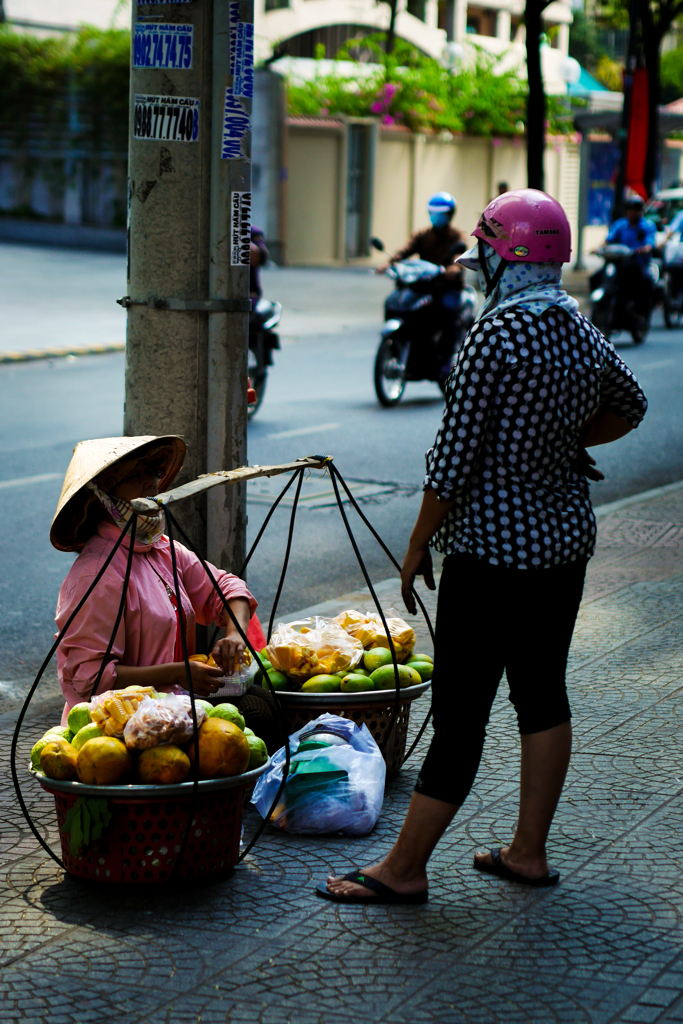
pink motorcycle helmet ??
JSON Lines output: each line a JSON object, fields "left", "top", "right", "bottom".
{"left": 473, "top": 188, "right": 571, "bottom": 263}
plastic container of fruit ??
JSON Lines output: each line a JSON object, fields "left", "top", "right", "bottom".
{"left": 35, "top": 760, "right": 270, "bottom": 885}
{"left": 274, "top": 681, "right": 430, "bottom": 778}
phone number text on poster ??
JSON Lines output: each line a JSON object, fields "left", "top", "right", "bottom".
{"left": 134, "top": 96, "right": 199, "bottom": 142}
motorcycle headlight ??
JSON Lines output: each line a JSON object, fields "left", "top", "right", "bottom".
{"left": 605, "top": 264, "right": 616, "bottom": 277}
{"left": 591, "top": 288, "right": 605, "bottom": 301}
{"left": 381, "top": 318, "right": 403, "bottom": 339}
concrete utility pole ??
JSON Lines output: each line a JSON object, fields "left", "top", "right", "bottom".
{"left": 123, "top": 0, "right": 253, "bottom": 574}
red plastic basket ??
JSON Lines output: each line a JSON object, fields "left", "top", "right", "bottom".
{"left": 38, "top": 765, "right": 268, "bottom": 884}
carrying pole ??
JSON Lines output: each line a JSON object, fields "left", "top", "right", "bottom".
{"left": 123, "top": 1, "right": 253, "bottom": 570}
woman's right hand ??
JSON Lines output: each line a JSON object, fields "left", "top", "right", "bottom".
{"left": 173, "top": 659, "right": 224, "bottom": 696}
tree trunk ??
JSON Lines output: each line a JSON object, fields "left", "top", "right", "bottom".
{"left": 386, "top": 0, "right": 398, "bottom": 54}
{"left": 526, "top": 0, "right": 546, "bottom": 191}
{"left": 642, "top": 36, "right": 661, "bottom": 195}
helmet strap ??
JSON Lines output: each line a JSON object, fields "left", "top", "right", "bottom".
{"left": 477, "top": 239, "right": 508, "bottom": 297}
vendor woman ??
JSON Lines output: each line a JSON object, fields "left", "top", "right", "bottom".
{"left": 50, "top": 435, "right": 260, "bottom": 725}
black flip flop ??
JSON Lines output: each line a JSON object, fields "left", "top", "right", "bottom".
{"left": 473, "top": 848, "right": 560, "bottom": 887}
{"left": 316, "top": 870, "right": 429, "bottom": 905}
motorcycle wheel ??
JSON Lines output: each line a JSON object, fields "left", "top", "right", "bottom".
{"left": 664, "top": 278, "right": 683, "bottom": 329}
{"left": 247, "top": 346, "right": 267, "bottom": 419}
{"left": 590, "top": 302, "right": 612, "bottom": 338}
{"left": 374, "top": 338, "right": 407, "bottom": 406}
{"left": 631, "top": 310, "right": 651, "bottom": 345}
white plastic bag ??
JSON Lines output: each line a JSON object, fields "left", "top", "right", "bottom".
{"left": 123, "top": 694, "right": 207, "bottom": 751}
{"left": 251, "top": 713, "right": 386, "bottom": 835}
{"left": 266, "top": 617, "right": 363, "bottom": 681}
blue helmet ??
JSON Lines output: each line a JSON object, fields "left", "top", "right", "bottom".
{"left": 427, "top": 192, "right": 457, "bottom": 228}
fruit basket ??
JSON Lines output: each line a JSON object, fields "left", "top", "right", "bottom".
{"left": 36, "top": 763, "right": 269, "bottom": 884}
{"left": 275, "top": 682, "right": 430, "bottom": 778}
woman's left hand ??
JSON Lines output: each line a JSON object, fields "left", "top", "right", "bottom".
{"left": 401, "top": 543, "right": 435, "bottom": 615}
{"left": 212, "top": 630, "right": 246, "bottom": 676}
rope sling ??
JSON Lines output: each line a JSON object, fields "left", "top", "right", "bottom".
{"left": 11, "top": 458, "right": 435, "bottom": 876}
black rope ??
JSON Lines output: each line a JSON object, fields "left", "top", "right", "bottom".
{"left": 10, "top": 515, "right": 135, "bottom": 871}
{"left": 162, "top": 505, "right": 294, "bottom": 864}
{"left": 328, "top": 466, "right": 435, "bottom": 764}
{"left": 164, "top": 510, "right": 205, "bottom": 878}
{"left": 328, "top": 468, "right": 403, "bottom": 753}
{"left": 88, "top": 515, "right": 137, "bottom": 700}
{"left": 267, "top": 469, "right": 305, "bottom": 643}
{"left": 207, "top": 468, "right": 300, "bottom": 656}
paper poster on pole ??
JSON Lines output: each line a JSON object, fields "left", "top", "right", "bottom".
{"left": 229, "top": 2, "right": 254, "bottom": 99}
{"left": 134, "top": 95, "right": 199, "bottom": 142}
{"left": 221, "top": 89, "right": 250, "bottom": 160}
{"left": 231, "top": 192, "right": 252, "bottom": 266}
{"left": 133, "top": 23, "right": 193, "bottom": 69}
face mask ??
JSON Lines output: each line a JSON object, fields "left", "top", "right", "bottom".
{"left": 429, "top": 212, "right": 450, "bottom": 229}
{"left": 86, "top": 480, "right": 166, "bottom": 546}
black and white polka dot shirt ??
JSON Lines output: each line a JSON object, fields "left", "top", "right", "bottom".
{"left": 424, "top": 306, "right": 648, "bottom": 568}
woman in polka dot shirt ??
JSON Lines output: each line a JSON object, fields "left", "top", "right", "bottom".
{"left": 319, "top": 190, "right": 647, "bottom": 905}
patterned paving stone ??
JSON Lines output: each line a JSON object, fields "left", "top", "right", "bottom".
{"left": 4, "top": 487, "right": 683, "bottom": 1021}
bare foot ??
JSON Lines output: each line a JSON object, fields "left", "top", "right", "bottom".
{"left": 326, "top": 858, "right": 428, "bottom": 900}
{"left": 473, "top": 845, "right": 550, "bottom": 880}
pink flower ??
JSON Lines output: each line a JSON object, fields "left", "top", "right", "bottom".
{"left": 370, "top": 101, "right": 384, "bottom": 114}
{"left": 382, "top": 114, "right": 396, "bottom": 125}
{"left": 384, "top": 82, "right": 400, "bottom": 100}
{"left": 492, "top": 137, "right": 502, "bottom": 146}
{"left": 319, "top": 107, "right": 329, "bottom": 115}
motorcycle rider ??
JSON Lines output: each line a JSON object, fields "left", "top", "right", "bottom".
{"left": 605, "top": 195, "right": 656, "bottom": 321}
{"left": 379, "top": 192, "right": 466, "bottom": 376}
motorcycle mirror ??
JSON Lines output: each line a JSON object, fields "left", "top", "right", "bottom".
{"left": 370, "top": 237, "right": 385, "bottom": 252}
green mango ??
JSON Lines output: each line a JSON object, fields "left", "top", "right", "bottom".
{"left": 406, "top": 661, "right": 433, "bottom": 681}
{"left": 370, "top": 664, "right": 422, "bottom": 691}
{"left": 341, "top": 674, "right": 375, "bottom": 693}
{"left": 407, "top": 653, "right": 433, "bottom": 665}
{"left": 265, "top": 670, "right": 289, "bottom": 691}
{"left": 301, "top": 674, "right": 341, "bottom": 693}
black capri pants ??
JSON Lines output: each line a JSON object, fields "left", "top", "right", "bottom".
{"left": 415, "top": 551, "right": 587, "bottom": 806}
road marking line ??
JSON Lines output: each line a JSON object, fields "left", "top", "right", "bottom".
{"left": 637, "top": 359, "right": 676, "bottom": 370}
{"left": 0, "top": 343, "right": 124, "bottom": 365}
{"left": 267, "top": 423, "right": 340, "bottom": 440}
{"left": 0, "top": 473, "right": 61, "bottom": 490}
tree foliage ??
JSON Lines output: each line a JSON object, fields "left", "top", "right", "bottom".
{"left": 0, "top": 25, "right": 130, "bottom": 144}
{"left": 286, "top": 35, "right": 575, "bottom": 136}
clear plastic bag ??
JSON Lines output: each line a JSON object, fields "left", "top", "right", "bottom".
{"left": 335, "top": 607, "right": 416, "bottom": 661}
{"left": 251, "top": 713, "right": 386, "bottom": 835}
{"left": 89, "top": 687, "right": 157, "bottom": 737}
{"left": 266, "top": 617, "right": 363, "bottom": 681}
{"left": 123, "top": 694, "right": 207, "bottom": 751}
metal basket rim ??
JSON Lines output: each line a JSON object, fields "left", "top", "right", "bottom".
{"left": 34, "top": 757, "right": 271, "bottom": 799}
{"left": 273, "top": 681, "right": 430, "bottom": 706}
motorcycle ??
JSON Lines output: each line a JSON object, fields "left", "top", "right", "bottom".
{"left": 248, "top": 297, "right": 281, "bottom": 418}
{"left": 589, "top": 244, "right": 660, "bottom": 344}
{"left": 662, "top": 238, "right": 683, "bottom": 329}
{"left": 371, "top": 240, "right": 477, "bottom": 407}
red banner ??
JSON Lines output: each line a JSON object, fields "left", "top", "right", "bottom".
{"left": 625, "top": 67, "right": 649, "bottom": 200}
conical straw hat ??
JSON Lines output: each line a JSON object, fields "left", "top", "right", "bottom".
{"left": 50, "top": 434, "right": 186, "bottom": 552}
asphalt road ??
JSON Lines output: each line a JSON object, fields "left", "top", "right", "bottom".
{"left": 1, "top": 244, "right": 682, "bottom": 695}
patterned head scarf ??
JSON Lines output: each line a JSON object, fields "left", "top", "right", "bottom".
{"left": 84, "top": 445, "right": 171, "bottom": 547}
{"left": 458, "top": 240, "right": 580, "bottom": 323}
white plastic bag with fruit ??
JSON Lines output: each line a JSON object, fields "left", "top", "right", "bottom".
{"left": 335, "top": 608, "right": 416, "bottom": 662}
{"left": 266, "top": 617, "right": 363, "bottom": 682}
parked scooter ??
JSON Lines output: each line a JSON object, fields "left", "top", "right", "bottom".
{"left": 589, "top": 244, "right": 660, "bottom": 344}
{"left": 248, "top": 298, "right": 281, "bottom": 418}
{"left": 371, "top": 239, "right": 477, "bottom": 406}
{"left": 662, "top": 238, "right": 683, "bottom": 329}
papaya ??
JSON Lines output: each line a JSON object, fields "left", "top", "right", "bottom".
{"left": 301, "top": 674, "right": 341, "bottom": 693}
{"left": 370, "top": 664, "right": 422, "bottom": 691}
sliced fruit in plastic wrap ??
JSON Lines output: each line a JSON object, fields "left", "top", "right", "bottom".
{"left": 266, "top": 617, "right": 363, "bottom": 682}
{"left": 335, "top": 608, "right": 416, "bottom": 662}
{"left": 123, "top": 694, "right": 208, "bottom": 751}
{"left": 89, "top": 687, "right": 157, "bottom": 737}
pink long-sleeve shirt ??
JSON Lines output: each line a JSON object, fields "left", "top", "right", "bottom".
{"left": 56, "top": 522, "right": 257, "bottom": 717}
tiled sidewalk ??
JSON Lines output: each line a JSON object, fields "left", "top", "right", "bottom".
{"left": 4, "top": 483, "right": 683, "bottom": 1023}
